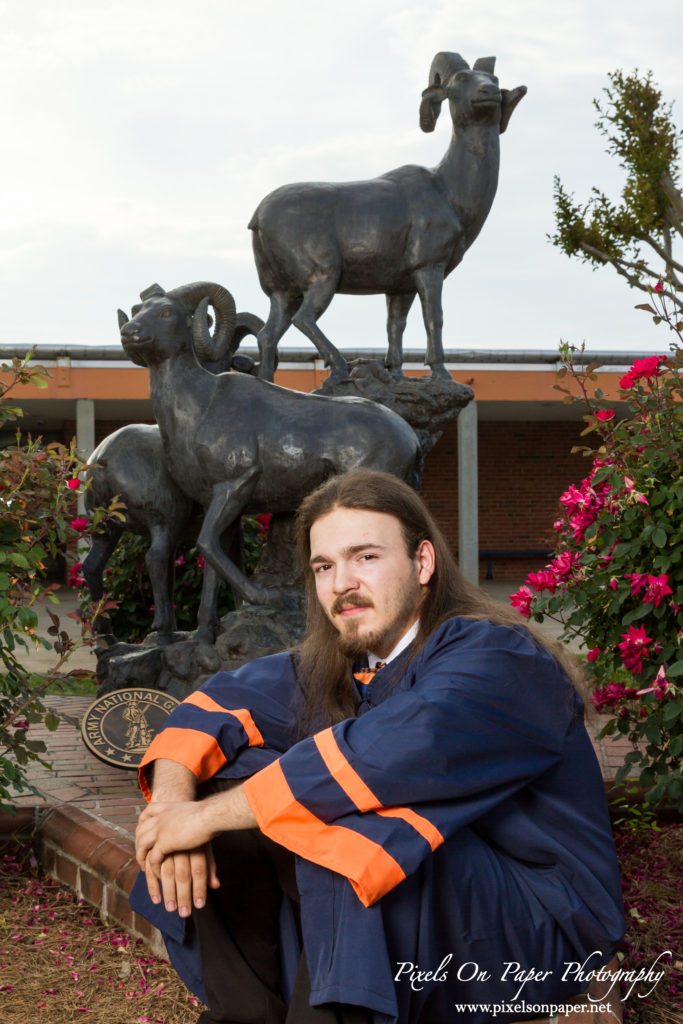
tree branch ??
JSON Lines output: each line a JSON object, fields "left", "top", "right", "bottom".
{"left": 579, "top": 242, "right": 649, "bottom": 288}
{"left": 658, "top": 230, "right": 683, "bottom": 289}
{"left": 637, "top": 230, "right": 683, "bottom": 281}
{"left": 661, "top": 172, "right": 683, "bottom": 227}
{"left": 578, "top": 241, "right": 683, "bottom": 311}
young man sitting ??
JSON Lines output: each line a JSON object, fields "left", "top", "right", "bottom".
{"left": 134, "top": 470, "right": 624, "bottom": 1024}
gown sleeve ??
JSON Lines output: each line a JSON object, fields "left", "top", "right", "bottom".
{"left": 138, "top": 652, "right": 299, "bottom": 800}
{"left": 243, "top": 620, "right": 576, "bottom": 907}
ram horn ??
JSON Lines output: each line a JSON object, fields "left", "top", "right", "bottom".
{"left": 420, "top": 51, "right": 469, "bottom": 132}
{"left": 167, "top": 281, "right": 237, "bottom": 361}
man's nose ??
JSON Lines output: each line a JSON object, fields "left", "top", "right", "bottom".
{"left": 331, "top": 562, "right": 360, "bottom": 593}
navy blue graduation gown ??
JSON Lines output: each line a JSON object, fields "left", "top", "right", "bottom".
{"left": 133, "top": 617, "right": 624, "bottom": 1022}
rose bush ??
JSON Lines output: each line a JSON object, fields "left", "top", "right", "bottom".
{"left": 510, "top": 305, "right": 683, "bottom": 809}
{"left": 0, "top": 353, "right": 111, "bottom": 813}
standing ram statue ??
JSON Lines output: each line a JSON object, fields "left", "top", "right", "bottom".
{"left": 249, "top": 52, "right": 526, "bottom": 381}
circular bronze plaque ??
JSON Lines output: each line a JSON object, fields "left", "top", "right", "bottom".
{"left": 81, "top": 688, "right": 180, "bottom": 770}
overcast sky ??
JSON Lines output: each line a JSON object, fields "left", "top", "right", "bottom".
{"left": 1, "top": 0, "right": 681, "bottom": 357}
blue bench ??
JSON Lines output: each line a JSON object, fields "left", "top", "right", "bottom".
{"left": 479, "top": 549, "right": 552, "bottom": 580}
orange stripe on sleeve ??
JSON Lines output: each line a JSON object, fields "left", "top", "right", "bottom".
{"left": 243, "top": 759, "right": 406, "bottom": 907}
{"left": 183, "top": 693, "right": 265, "bottom": 748}
{"left": 138, "top": 727, "right": 227, "bottom": 801}
{"left": 377, "top": 807, "right": 443, "bottom": 851}
{"left": 314, "top": 727, "right": 444, "bottom": 851}
{"left": 314, "top": 728, "right": 378, "bottom": 811}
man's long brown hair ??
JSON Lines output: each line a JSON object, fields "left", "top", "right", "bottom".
{"left": 294, "top": 469, "right": 579, "bottom": 733}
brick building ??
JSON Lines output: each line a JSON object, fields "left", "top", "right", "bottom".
{"left": 0, "top": 344, "right": 635, "bottom": 582}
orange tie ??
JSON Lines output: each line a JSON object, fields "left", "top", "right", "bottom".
{"left": 353, "top": 662, "right": 386, "bottom": 687}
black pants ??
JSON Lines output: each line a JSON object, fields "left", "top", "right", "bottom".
{"left": 194, "top": 828, "right": 372, "bottom": 1024}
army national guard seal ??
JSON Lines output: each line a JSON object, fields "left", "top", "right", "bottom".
{"left": 81, "top": 688, "right": 179, "bottom": 769}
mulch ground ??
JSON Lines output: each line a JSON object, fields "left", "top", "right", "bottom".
{"left": 0, "top": 841, "right": 206, "bottom": 1023}
{"left": 0, "top": 826, "right": 681, "bottom": 1023}
{"left": 615, "top": 822, "right": 683, "bottom": 1023}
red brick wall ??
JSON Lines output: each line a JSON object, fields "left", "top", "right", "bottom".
{"left": 421, "top": 419, "right": 589, "bottom": 580}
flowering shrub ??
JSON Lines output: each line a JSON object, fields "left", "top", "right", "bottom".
{"left": 510, "top": 324, "right": 683, "bottom": 809}
{"left": 0, "top": 353, "right": 110, "bottom": 813}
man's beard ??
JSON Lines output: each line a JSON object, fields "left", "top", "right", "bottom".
{"left": 332, "top": 576, "right": 422, "bottom": 659}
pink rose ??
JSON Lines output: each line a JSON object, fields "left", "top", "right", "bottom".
{"left": 618, "top": 625, "right": 654, "bottom": 674}
{"left": 509, "top": 586, "right": 533, "bottom": 618}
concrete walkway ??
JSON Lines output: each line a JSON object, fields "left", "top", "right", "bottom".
{"left": 25, "top": 586, "right": 98, "bottom": 676}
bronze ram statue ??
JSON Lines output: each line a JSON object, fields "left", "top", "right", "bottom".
{"left": 249, "top": 52, "right": 526, "bottom": 381}
{"left": 83, "top": 312, "right": 263, "bottom": 644}
{"left": 118, "top": 281, "right": 422, "bottom": 629}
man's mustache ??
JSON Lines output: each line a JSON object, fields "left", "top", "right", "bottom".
{"left": 331, "top": 593, "right": 375, "bottom": 616}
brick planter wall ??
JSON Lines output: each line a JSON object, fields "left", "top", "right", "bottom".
{"left": 36, "top": 805, "right": 164, "bottom": 957}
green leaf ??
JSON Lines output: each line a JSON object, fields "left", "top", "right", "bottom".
{"left": 669, "top": 736, "right": 683, "bottom": 758}
{"left": 666, "top": 660, "right": 683, "bottom": 678}
{"left": 662, "top": 701, "right": 683, "bottom": 723}
{"left": 652, "top": 527, "right": 667, "bottom": 547}
{"left": 8, "top": 552, "right": 30, "bottom": 568}
{"left": 16, "top": 606, "right": 37, "bottom": 630}
{"left": 645, "top": 719, "right": 661, "bottom": 744}
{"left": 621, "top": 603, "right": 652, "bottom": 625}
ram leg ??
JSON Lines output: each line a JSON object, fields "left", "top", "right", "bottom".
{"left": 82, "top": 523, "right": 122, "bottom": 641}
{"left": 256, "top": 294, "right": 298, "bottom": 382}
{"left": 197, "top": 479, "right": 283, "bottom": 630}
{"left": 292, "top": 282, "right": 349, "bottom": 379}
{"left": 195, "top": 563, "right": 222, "bottom": 644}
{"left": 385, "top": 292, "right": 416, "bottom": 375}
{"left": 415, "top": 267, "right": 449, "bottom": 379}
{"left": 145, "top": 523, "right": 178, "bottom": 644}
{"left": 194, "top": 524, "right": 242, "bottom": 643}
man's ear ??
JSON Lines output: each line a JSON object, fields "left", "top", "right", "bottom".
{"left": 415, "top": 539, "right": 436, "bottom": 585}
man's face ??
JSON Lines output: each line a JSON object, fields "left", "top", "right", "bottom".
{"left": 308, "top": 506, "right": 435, "bottom": 659}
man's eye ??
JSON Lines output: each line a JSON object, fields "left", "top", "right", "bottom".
{"left": 359, "top": 553, "right": 377, "bottom": 562}
{"left": 314, "top": 564, "right": 331, "bottom": 574}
